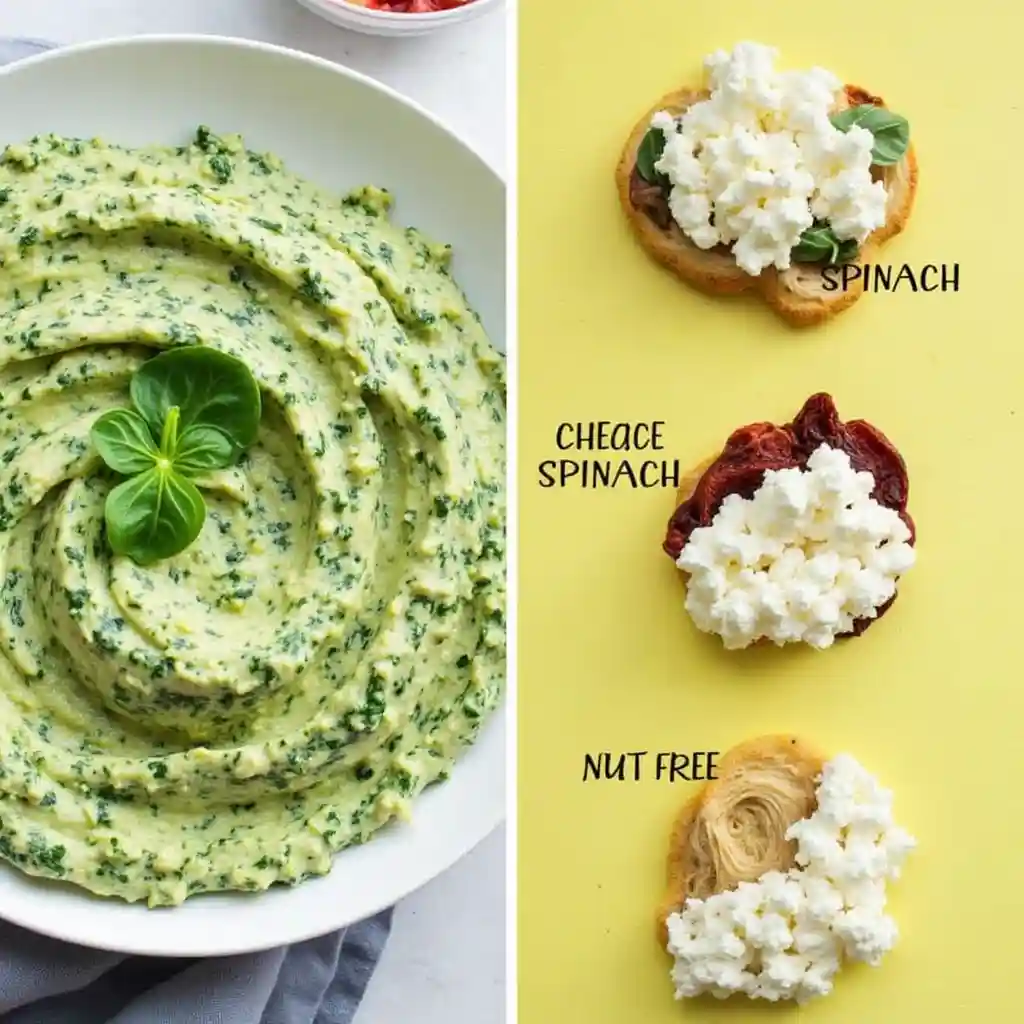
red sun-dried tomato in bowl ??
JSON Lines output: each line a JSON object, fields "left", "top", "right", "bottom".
{"left": 296, "top": 0, "right": 499, "bottom": 36}
{"left": 349, "top": 0, "right": 475, "bottom": 10}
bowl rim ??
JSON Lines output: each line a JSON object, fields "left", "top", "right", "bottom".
{"left": 0, "top": 33, "right": 505, "bottom": 183}
{"left": 307, "top": 0, "right": 503, "bottom": 23}
{"left": 0, "top": 32, "right": 506, "bottom": 955}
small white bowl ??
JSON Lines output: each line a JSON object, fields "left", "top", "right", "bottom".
{"left": 294, "top": 0, "right": 503, "bottom": 37}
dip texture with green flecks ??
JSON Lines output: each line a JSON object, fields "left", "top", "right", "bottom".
{"left": 0, "top": 127, "right": 505, "bottom": 906}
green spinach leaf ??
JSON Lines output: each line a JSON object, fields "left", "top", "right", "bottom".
{"left": 636, "top": 127, "right": 669, "bottom": 187}
{"left": 830, "top": 104, "right": 910, "bottom": 166}
{"left": 835, "top": 237, "right": 860, "bottom": 263}
{"left": 791, "top": 222, "right": 859, "bottom": 265}
{"left": 792, "top": 224, "right": 840, "bottom": 264}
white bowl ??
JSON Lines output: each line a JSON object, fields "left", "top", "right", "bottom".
{"left": 0, "top": 34, "right": 505, "bottom": 957}
{"left": 294, "top": 0, "right": 504, "bottom": 37}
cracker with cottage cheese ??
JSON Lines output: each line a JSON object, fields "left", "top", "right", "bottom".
{"left": 663, "top": 393, "right": 916, "bottom": 650}
{"left": 616, "top": 43, "right": 917, "bottom": 326}
{"left": 658, "top": 735, "right": 915, "bottom": 1004}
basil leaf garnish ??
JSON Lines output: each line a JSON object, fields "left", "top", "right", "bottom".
{"left": 104, "top": 468, "right": 206, "bottom": 566}
{"left": 90, "top": 346, "right": 261, "bottom": 565}
{"left": 830, "top": 104, "right": 910, "bottom": 166}
{"left": 173, "top": 424, "right": 237, "bottom": 476}
{"left": 90, "top": 408, "right": 159, "bottom": 475}
{"left": 636, "top": 127, "right": 669, "bottom": 187}
{"left": 130, "top": 346, "right": 261, "bottom": 452}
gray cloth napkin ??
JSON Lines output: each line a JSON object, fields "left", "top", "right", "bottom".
{"left": 0, "top": 909, "right": 393, "bottom": 1023}
{"left": 0, "top": 35, "right": 394, "bottom": 1024}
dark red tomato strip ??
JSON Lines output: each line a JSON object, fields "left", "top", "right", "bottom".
{"left": 663, "top": 393, "right": 914, "bottom": 637}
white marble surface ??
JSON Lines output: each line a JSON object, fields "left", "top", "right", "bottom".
{"left": 0, "top": 2, "right": 507, "bottom": 1022}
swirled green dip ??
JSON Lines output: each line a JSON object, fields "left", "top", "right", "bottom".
{"left": 0, "top": 128, "right": 505, "bottom": 905}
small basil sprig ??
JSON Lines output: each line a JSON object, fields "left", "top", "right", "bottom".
{"left": 636, "top": 127, "right": 670, "bottom": 189}
{"left": 91, "top": 347, "right": 261, "bottom": 565}
{"left": 791, "top": 222, "right": 860, "bottom": 265}
{"left": 830, "top": 104, "right": 910, "bottom": 166}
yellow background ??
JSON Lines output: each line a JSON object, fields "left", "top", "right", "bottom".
{"left": 518, "top": 1, "right": 1024, "bottom": 1020}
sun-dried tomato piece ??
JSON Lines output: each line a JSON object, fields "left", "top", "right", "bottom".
{"left": 663, "top": 393, "right": 913, "bottom": 637}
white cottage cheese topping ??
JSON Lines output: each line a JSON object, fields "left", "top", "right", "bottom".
{"left": 676, "top": 444, "right": 915, "bottom": 650}
{"left": 651, "top": 41, "right": 888, "bottom": 274}
{"left": 665, "top": 755, "right": 915, "bottom": 1004}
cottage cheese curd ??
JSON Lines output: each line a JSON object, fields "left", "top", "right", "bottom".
{"left": 676, "top": 444, "right": 915, "bottom": 650}
{"left": 665, "top": 755, "right": 915, "bottom": 1004}
{"left": 651, "top": 42, "right": 888, "bottom": 274}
